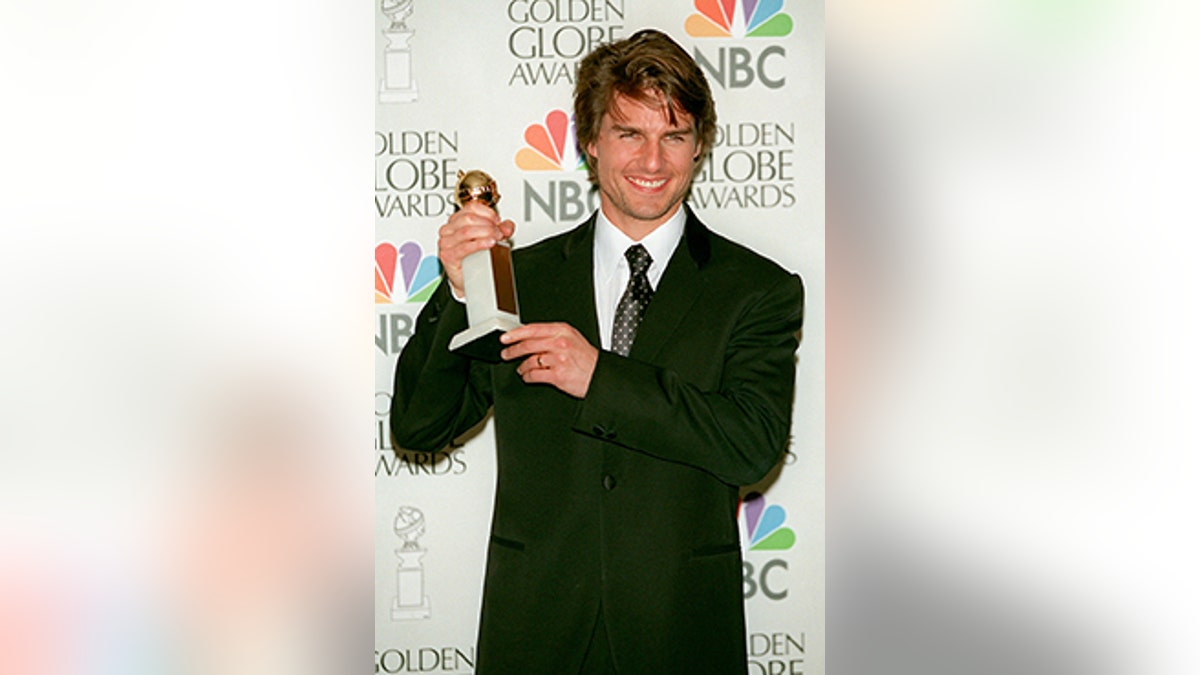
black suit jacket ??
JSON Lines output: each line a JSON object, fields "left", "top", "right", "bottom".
{"left": 391, "top": 207, "right": 804, "bottom": 673}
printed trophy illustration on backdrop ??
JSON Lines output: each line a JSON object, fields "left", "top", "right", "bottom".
{"left": 448, "top": 170, "right": 523, "bottom": 362}
{"left": 379, "top": 0, "right": 418, "bottom": 103}
{"left": 392, "top": 506, "right": 432, "bottom": 620}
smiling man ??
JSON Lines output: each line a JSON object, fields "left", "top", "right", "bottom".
{"left": 584, "top": 91, "right": 698, "bottom": 237}
{"left": 391, "top": 29, "right": 805, "bottom": 674}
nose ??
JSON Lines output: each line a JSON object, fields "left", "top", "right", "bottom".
{"left": 639, "top": 140, "right": 663, "bottom": 172}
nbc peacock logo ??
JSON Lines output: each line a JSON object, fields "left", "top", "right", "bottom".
{"left": 514, "top": 109, "right": 586, "bottom": 172}
{"left": 685, "top": 0, "right": 794, "bottom": 38}
{"left": 376, "top": 241, "right": 442, "bottom": 304}
{"left": 740, "top": 492, "right": 796, "bottom": 551}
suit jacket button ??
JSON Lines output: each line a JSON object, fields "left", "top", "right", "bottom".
{"left": 602, "top": 475, "right": 617, "bottom": 491}
{"left": 593, "top": 424, "right": 607, "bottom": 437}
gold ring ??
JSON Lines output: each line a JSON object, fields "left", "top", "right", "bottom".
{"left": 537, "top": 354, "right": 545, "bottom": 368}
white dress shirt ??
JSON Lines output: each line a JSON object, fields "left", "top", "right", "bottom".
{"left": 592, "top": 206, "right": 686, "bottom": 351}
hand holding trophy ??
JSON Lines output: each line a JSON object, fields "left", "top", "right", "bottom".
{"left": 447, "top": 170, "right": 522, "bottom": 362}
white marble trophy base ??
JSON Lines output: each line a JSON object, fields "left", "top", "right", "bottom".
{"left": 449, "top": 314, "right": 521, "bottom": 363}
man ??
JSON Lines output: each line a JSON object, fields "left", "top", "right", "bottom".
{"left": 392, "top": 29, "right": 804, "bottom": 674}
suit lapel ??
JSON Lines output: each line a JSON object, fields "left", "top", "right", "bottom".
{"left": 629, "top": 207, "right": 712, "bottom": 363}
{"left": 540, "top": 215, "right": 602, "bottom": 347}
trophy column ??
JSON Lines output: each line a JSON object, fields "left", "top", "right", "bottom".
{"left": 392, "top": 506, "right": 432, "bottom": 620}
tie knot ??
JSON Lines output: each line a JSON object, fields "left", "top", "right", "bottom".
{"left": 625, "top": 244, "right": 652, "bottom": 276}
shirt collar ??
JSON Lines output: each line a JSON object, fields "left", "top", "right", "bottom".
{"left": 594, "top": 206, "right": 687, "bottom": 284}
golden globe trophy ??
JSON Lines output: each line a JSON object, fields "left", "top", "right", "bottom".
{"left": 448, "top": 169, "right": 522, "bottom": 362}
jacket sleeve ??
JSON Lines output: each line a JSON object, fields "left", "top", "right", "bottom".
{"left": 389, "top": 280, "right": 493, "bottom": 453}
{"left": 571, "top": 272, "right": 804, "bottom": 486}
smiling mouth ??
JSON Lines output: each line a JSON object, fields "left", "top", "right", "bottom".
{"left": 627, "top": 177, "right": 668, "bottom": 190}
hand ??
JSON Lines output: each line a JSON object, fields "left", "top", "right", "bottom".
{"left": 437, "top": 201, "right": 516, "bottom": 299}
{"left": 500, "top": 323, "right": 599, "bottom": 399}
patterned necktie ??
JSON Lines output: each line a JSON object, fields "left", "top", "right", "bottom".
{"left": 611, "top": 244, "right": 654, "bottom": 356}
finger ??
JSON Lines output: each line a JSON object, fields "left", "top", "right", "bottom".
{"left": 498, "top": 219, "right": 516, "bottom": 240}
{"left": 440, "top": 225, "right": 497, "bottom": 251}
{"left": 445, "top": 227, "right": 506, "bottom": 251}
{"left": 541, "top": 350, "right": 567, "bottom": 369}
{"left": 501, "top": 322, "right": 566, "bottom": 344}
{"left": 440, "top": 208, "right": 482, "bottom": 235}
{"left": 518, "top": 362, "right": 558, "bottom": 386}
{"left": 502, "top": 328, "right": 574, "bottom": 356}
{"left": 439, "top": 221, "right": 506, "bottom": 266}
{"left": 515, "top": 353, "right": 560, "bottom": 378}
{"left": 442, "top": 236, "right": 498, "bottom": 262}
{"left": 515, "top": 355, "right": 543, "bottom": 377}
{"left": 442, "top": 205, "right": 501, "bottom": 235}
{"left": 501, "top": 337, "right": 560, "bottom": 361}
{"left": 442, "top": 219, "right": 503, "bottom": 246}
{"left": 457, "top": 200, "right": 500, "bottom": 222}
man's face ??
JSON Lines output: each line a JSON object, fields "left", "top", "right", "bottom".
{"left": 586, "top": 92, "right": 701, "bottom": 240}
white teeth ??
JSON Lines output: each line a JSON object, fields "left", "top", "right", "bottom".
{"left": 629, "top": 177, "right": 666, "bottom": 188}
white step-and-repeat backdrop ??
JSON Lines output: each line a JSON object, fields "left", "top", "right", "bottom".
{"left": 375, "top": 2, "right": 823, "bottom": 672}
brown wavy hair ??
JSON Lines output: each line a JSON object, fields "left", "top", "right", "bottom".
{"left": 574, "top": 29, "right": 717, "bottom": 183}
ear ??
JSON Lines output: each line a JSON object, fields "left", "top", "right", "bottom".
{"left": 586, "top": 141, "right": 597, "bottom": 159}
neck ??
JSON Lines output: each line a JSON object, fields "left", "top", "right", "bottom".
{"left": 600, "top": 202, "right": 684, "bottom": 242}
